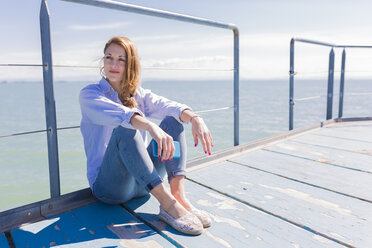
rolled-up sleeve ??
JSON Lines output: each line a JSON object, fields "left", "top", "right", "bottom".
{"left": 139, "top": 88, "right": 191, "bottom": 123}
{"left": 79, "top": 86, "right": 143, "bottom": 129}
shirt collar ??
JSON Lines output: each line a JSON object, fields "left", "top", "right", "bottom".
{"left": 99, "top": 77, "right": 113, "bottom": 94}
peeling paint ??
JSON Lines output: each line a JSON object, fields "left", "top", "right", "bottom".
{"left": 256, "top": 236, "right": 262, "bottom": 241}
{"left": 205, "top": 192, "right": 244, "bottom": 211}
{"left": 205, "top": 230, "right": 232, "bottom": 248}
{"left": 108, "top": 221, "right": 163, "bottom": 248}
{"left": 277, "top": 143, "right": 324, "bottom": 156}
{"left": 210, "top": 214, "right": 246, "bottom": 230}
{"left": 88, "top": 230, "right": 95, "bottom": 235}
{"left": 315, "top": 158, "right": 331, "bottom": 163}
{"left": 312, "top": 235, "right": 333, "bottom": 244}
{"left": 259, "top": 184, "right": 352, "bottom": 216}
{"left": 197, "top": 199, "right": 215, "bottom": 207}
{"left": 21, "top": 217, "right": 60, "bottom": 234}
{"left": 292, "top": 242, "right": 300, "bottom": 248}
{"left": 330, "top": 232, "right": 347, "bottom": 240}
{"left": 54, "top": 224, "right": 61, "bottom": 231}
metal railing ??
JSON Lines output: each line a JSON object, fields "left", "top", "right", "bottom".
{"left": 289, "top": 38, "right": 372, "bottom": 130}
{"left": 36, "top": 0, "right": 240, "bottom": 198}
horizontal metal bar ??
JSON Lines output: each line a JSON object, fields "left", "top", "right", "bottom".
{"left": 53, "top": 64, "right": 97, "bottom": 68}
{"left": 57, "top": 125, "right": 80, "bottom": 130}
{"left": 0, "top": 63, "right": 232, "bottom": 72}
{"left": 62, "top": 0, "right": 238, "bottom": 32}
{"left": 0, "top": 126, "right": 80, "bottom": 139}
{"left": 348, "top": 92, "right": 372, "bottom": 96}
{"left": 142, "top": 67, "right": 234, "bottom": 72}
{"left": 0, "top": 129, "right": 47, "bottom": 138}
{"left": 294, "top": 38, "right": 336, "bottom": 47}
{"left": 337, "top": 45, "right": 372, "bottom": 48}
{"left": 0, "top": 63, "right": 44, "bottom": 67}
{"left": 194, "top": 106, "right": 234, "bottom": 114}
{"left": 294, "top": 38, "right": 372, "bottom": 49}
{"left": 295, "top": 96, "right": 321, "bottom": 101}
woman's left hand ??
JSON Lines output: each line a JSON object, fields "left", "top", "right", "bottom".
{"left": 191, "top": 117, "right": 213, "bottom": 155}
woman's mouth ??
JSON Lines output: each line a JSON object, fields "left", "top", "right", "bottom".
{"left": 110, "top": 70, "right": 119, "bottom": 74}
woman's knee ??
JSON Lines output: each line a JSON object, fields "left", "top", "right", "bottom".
{"left": 112, "top": 126, "right": 137, "bottom": 139}
{"left": 160, "top": 116, "right": 184, "bottom": 133}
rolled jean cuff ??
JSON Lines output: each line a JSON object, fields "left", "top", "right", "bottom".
{"left": 145, "top": 177, "right": 163, "bottom": 192}
{"left": 168, "top": 170, "right": 187, "bottom": 182}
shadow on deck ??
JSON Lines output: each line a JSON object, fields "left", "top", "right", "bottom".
{"left": 1, "top": 118, "right": 371, "bottom": 247}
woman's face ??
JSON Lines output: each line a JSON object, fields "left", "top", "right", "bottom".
{"left": 103, "top": 43, "right": 126, "bottom": 88}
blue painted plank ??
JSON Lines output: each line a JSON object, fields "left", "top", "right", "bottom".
{"left": 0, "top": 233, "right": 9, "bottom": 248}
{"left": 12, "top": 202, "right": 173, "bottom": 248}
{"left": 265, "top": 140, "right": 372, "bottom": 173}
{"left": 230, "top": 149, "right": 372, "bottom": 202}
{"left": 71, "top": 202, "right": 174, "bottom": 247}
{"left": 125, "top": 182, "right": 343, "bottom": 247}
{"left": 187, "top": 161, "right": 372, "bottom": 247}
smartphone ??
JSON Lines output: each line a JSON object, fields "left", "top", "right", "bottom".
{"left": 152, "top": 140, "right": 181, "bottom": 158}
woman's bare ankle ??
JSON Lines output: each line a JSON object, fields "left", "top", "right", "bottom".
{"left": 150, "top": 184, "right": 188, "bottom": 218}
{"left": 172, "top": 193, "right": 194, "bottom": 211}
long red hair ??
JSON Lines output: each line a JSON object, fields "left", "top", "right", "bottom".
{"left": 103, "top": 36, "right": 140, "bottom": 108}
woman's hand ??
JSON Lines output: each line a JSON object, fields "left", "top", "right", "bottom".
{"left": 191, "top": 116, "right": 213, "bottom": 155}
{"left": 147, "top": 122, "right": 175, "bottom": 161}
{"left": 130, "top": 113, "right": 174, "bottom": 161}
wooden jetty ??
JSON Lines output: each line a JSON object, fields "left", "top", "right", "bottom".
{"left": 1, "top": 118, "right": 371, "bottom": 247}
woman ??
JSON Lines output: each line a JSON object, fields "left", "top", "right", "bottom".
{"left": 79, "top": 36, "right": 213, "bottom": 235}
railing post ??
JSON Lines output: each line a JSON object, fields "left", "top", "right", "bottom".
{"left": 233, "top": 28, "right": 239, "bottom": 146}
{"left": 289, "top": 38, "right": 295, "bottom": 130}
{"left": 40, "top": 0, "right": 61, "bottom": 198}
{"left": 338, "top": 49, "right": 346, "bottom": 118}
{"left": 326, "top": 48, "right": 335, "bottom": 120}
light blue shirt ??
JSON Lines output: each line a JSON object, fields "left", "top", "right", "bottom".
{"left": 79, "top": 77, "right": 190, "bottom": 189}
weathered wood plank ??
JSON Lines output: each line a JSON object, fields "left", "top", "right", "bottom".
{"left": 125, "top": 182, "right": 344, "bottom": 247}
{"left": 265, "top": 140, "right": 372, "bottom": 173}
{"left": 315, "top": 124, "right": 372, "bottom": 144}
{"left": 11, "top": 202, "right": 173, "bottom": 248}
{"left": 187, "top": 161, "right": 372, "bottom": 248}
{"left": 0, "top": 233, "right": 9, "bottom": 248}
{"left": 293, "top": 133, "right": 372, "bottom": 155}
{"left": 230, "top": 149, "right": 372, "bottom": 202}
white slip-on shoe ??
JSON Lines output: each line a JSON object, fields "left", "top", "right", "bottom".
{"left": 190, "top": 208, "right": 212, "bottom": 228}
{"left": 158, "top": 207, "right": 203, "bottom": 235}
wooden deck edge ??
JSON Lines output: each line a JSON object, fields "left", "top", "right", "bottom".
{"left": 0, "top": 188, "right": 97, "bottom": 233}
{"left": 335, "top": 116, "right": 372, "bottom": 122}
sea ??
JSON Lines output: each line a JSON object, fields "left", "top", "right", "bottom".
{"left": 1, "top": 78, "right": 372, "bottom": 212}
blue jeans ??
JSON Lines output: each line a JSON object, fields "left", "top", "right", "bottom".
{"left": 93, "top": 116, "right": 187, "bottom": 204}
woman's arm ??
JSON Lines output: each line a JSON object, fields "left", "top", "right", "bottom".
{"left": 180, "top": 109, "right": 214, "bottom": 155}
{"left": 79, "top": 86, "right": 142, "bottom": 128}
{"left": 130, "top": 113, "right": 175, "bottom": 161}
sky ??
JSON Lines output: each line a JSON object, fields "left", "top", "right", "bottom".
{"left": 1, "top": 0, "right": 372, "bottom": 81}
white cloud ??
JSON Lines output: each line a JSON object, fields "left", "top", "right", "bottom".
{"left": 68, "top": 22, "right": 131, "bottom": 31}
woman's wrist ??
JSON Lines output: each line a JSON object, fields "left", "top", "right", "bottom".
{"left": 190, "top": 115, "right": 202, "bottom": 123}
